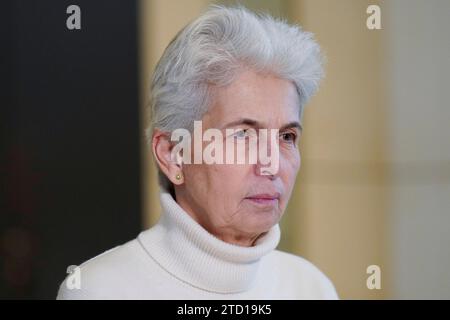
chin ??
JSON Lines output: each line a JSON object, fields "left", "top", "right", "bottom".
{"left": 245, "top": 210, "right": 280, "bottom": 233}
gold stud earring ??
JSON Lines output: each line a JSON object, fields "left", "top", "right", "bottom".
{"left": 175, "top": 173, "right": 182, "bottom": 181}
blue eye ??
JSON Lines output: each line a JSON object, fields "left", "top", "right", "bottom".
{"left": 234, "top": 129, "right": 248, "bottom": 139}
{"left": 281, "top": 132, "right": 296, "bottom": 143}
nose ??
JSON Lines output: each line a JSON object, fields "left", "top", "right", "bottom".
{"left": 256, "top": 166, "right": 276, "bottom": 180}
{"left": 254, "top": 129, "right": 280, "bottom": 179}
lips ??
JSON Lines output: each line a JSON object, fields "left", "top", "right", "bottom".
{"left": 246, "top": 193, "right": 280, "bottom": 200}
{"left": 245, "top": 193, "right": 281, "bottom": 206}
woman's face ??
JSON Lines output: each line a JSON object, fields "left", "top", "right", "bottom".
{"left": 175, "top": 69, "right": 302, "bottom": 246}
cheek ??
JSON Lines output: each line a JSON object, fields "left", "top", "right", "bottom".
{"left": 208, "top": 165, "right": 253, "bottom": 204}
{"left": 193, "top": 164, "right": 246, "bottom": 192}
{"left": 183, "top": 165, "right": 206, "bottom": 193}
{"left": 281, "top": 149, "right": 301, "bottom": 185}
{"left": 220, "top": 164, "right": 250, "bottom": 187}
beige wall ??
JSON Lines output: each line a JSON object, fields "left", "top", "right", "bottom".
{"left": 282, "top": 0, "right": 388, "bottom": 299}
{"left": 385, "top": 0, "right": 450, "bottom": 299}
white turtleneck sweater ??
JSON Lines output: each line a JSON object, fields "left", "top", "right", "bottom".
{"left": 57, "top": 192, "right": 338, "bottom": 299}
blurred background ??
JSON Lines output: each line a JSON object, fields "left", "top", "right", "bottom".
{"left": 1, "top": 0, "right": 449, "bottom": 299}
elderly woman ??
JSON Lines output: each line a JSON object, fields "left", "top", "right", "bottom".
{"left": 57, "top": 5, "right": 338, "bottom": 299}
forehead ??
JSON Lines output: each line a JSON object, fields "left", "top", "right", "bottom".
{"left": 204, "top": 70, "right": 301, "bottom": 128}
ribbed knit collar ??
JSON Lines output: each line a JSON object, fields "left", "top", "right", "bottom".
{"left": 137, "top": 191, "right": 280, "bottom": 294}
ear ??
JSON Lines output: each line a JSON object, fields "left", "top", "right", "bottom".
{"left": 152, "top": 129, "right": 184, "bottom": 185}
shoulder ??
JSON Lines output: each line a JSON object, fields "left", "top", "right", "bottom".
{"left": 263, "top": 250, "right": 339, "bottom": 299}
{"left": 56, "top": 238, "right": 150, "bottom": 299}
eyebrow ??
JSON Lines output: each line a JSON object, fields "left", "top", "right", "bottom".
{"left": 222, "top": 118, "right": 303, "bottom": 133}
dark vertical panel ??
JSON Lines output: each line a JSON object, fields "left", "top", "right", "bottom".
{"left": 1, "top": 0, "right": 141, "bottom": 299}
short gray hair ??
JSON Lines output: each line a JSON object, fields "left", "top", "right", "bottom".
{"left": 145, "top": 5, "right": 325, "bottom": 192}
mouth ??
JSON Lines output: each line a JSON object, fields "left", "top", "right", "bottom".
{"left": 245, "top": 193, "right": 281, "bottom": 207}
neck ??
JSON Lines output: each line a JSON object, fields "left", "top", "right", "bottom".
{"left": 216, "top": 232, "right": 263, "bottom": 247}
